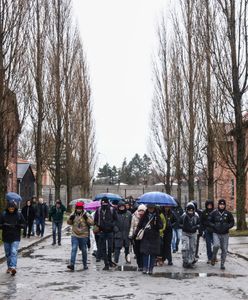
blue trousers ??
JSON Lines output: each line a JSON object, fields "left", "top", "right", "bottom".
{"left": 4, "top": 241, "right": 20, "bottom": 269}
{"left": 205, "top": 230, "right": 213, "bottom": 260}
{"left": 143, "top": 254, "right": 156, "bottom": 272}
{"left": 70, "top": 236, "right": 88, "bottom": 268}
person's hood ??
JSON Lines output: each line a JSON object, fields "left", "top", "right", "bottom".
{"left": 205, "top": 199, "right": 214, "bottom": 210}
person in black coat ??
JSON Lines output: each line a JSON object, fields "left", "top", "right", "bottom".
{"left": 135, "top": 205, "right": 163, "bottom": 275}
{"left": 35, "top": 197, "right": 48, "bottom": 237}
{"left": 162, "top": 207, "right": 174, "bottom": 265}
{"left": 21, "top": 199, "right": 36, "bottom": 238}
{"left": 0, "top": 201, "right": 26, "bottom": 275}
{"left": 201, "top": 199, "right": 214, "bottom": 263}
{"left": 209, "top": 199, "right": 234, "bottom": 270}
{"left": 171, "top": 200, "right": 184, "bottom": 253}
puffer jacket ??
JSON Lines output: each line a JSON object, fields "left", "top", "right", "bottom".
{"left": 179, "top": 212, "right": 200, "bottom": 234}
{"left": 129, "top": 210, "right": 142, "bottom": 238}
{"left": 209, "top": 209, "right": 234, "bottom": 234}
{"left": 201, "top": 200, "right": 214, "bottom": 232}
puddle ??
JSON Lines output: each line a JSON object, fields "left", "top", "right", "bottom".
{"left": 117, "top": 265, "right": 138, "bottom": 271}
{"left": 152, "top": 272, "right": 247, "bottom": 279}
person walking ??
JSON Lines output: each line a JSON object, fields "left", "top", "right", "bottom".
{"left": 201, "top": 199, "right": 214, "bottom": 263}
{"left": 21, "top": 199, "right": 36, "bottom": 238}
{"left": 209, "top": 199, "right": 234, "bottom": 270}
{"left": 0, "top": 201, "right": 26, "bottom": 275}
{"left": 49, "top": 199, "right": 66, "bottom": 246}
{"left": 129, "top": 204, "right": 146, "bottom": 271}
{"left": 135, "top": 205, "right": 163, "bottom": 275}
{"left": 162, "top": 207, "right": 173, "bottom": 266}
{"left": 180, "top": 202, "right": 200, "bottom": 268}
{"left": 67, "top": 201, "right": 94, "bottom": 271}
{"left": 171, "top": 200, "right": 184, "bottom": 253}
{"left": 35, "top": 197, "right": 48, "bottom": 237}
{"left": 114, "top": 201, "right": 132, "bottom": 264}
{"left": 94, "top": 197, "right": 118, "bottom": 270}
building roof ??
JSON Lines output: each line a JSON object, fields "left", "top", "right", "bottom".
{"left": 17, "top": 163, "right": 34, "bottom": 179}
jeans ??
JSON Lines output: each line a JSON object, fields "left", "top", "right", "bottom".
{"left": 70, "top": 236, "right": 88, "bottom": 268}
{"left": 181, "top": 232, "right": 197, "bottom": 264}
{"left": 4, "top": 241, "right": 20, "bottom": 269}
{"left": 212, "top": 233, "right": 229, "bottom": 264}
{"left": 36, "top": 217, "right": 45, "bottom": 236}
{"left": 99, "top": 232, "right": 113, "bottom": 267}
{"left": 52, "top": 221, "right": 62, "bottom": 244}
{"left": 172, "top": 228, "right": 182, "bottom": 251}
{"left": 204, "top": 230, "right": 213, "bottom": 260}
{"left": 114, "top": 245, "right": 129, "bottom": 263}
{"left": 143, "top": 254, "right": 156, "bottom": 272}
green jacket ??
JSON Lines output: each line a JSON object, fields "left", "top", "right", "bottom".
{"left": 159, "top": 213, "right": 166, "bottom": 237}
{"left": 49, "top": 204, "right": 66, "bottom": 222}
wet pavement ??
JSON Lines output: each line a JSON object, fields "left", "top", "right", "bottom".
{"left": 0, "top": 228, "right": 248, "bottom": 300}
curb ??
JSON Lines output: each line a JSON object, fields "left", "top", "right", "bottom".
{"left": 0, "top": 225, "right": 70, "bottom": 264}
{"left": 228, "top": 250, "right": 248, "bottom": 262}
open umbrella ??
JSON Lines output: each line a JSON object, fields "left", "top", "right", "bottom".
{"left": 69, "top": 198, "right": 92, "bottom": 206}
{"left": 85, "top": 200, "right": 101, "bottom": 211}
{"left": 137, "top": 191, "right": 177, "bottom": 207}
{"left": 93, "top": 192, "right": 123, "bottom": 202}
{"left": 6, "top": 192, "right": 22, "bottom": 203}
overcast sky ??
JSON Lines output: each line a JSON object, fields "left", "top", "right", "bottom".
{"left": 72, "top": 0, "right": 171, "bottom": 169}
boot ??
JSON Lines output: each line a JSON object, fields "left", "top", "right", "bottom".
{"left": 67, "top": 265, "right": 74, "bottom": 271}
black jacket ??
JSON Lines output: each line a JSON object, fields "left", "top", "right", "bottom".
{"left": 171, "top": 206, "right": 184, "bottom": 229}
{"left": 0, "top": 209, "right": 26, "bottom": 243}
{"left": 179, "top": 212, "right": 200, "bottom": 234}
{"left": 209, "top": 209, "right": 234, "bottom": 234}
{"left": 21, "top": 205, "right": 36, "bottom": 222}
{"left": 136, "top": 211, "right": 163, "bottom": 256}
{"left": 94, "top": 206, "right": 117, "bottom": 233}
{"left": 114, "top": 209, "right": 132, "bottom": 248}
{"left": 35, "top": 203, "right": 48, "bottom": 219}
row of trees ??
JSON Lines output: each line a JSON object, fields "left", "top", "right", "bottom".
{"left": 96, "top": 154, "right": 152, "bottom": 185}
{"left": 150, "top": 0, "right": 248, "bottom": 229}
{"left": 0, "top": 0, "right": 96, "bottom": 209}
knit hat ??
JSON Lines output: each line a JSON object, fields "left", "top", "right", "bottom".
{"left": 7, "top": 201, "right": 17, "bottom": 208}
{"left": 137, "top": 204, "right": 147, "bottom": 212}
{"left": 218, "top": 199, "right": 226, "bottom": 206}
{"left": 118, "top": 200, "right": 126, "bottom": 208}
{"left": 186, "top": 202, "right": 195, "bottom": 211}
{"left": 75, "top": 201, "right": 84, "bottom": 208}
{"left": 101, "top": 197, "right": 109, "bottom": 205}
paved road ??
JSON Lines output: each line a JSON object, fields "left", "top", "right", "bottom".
{"left": 0, "top": 229, "right": 248, "bottom": 300}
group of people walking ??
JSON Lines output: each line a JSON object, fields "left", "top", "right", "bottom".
{"left": 0, "top": 194, "right": 235, "bottom": 276}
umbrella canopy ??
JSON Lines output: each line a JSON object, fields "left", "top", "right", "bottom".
{"left": 85, "top": 200, "right": 101, "bottom": 211}
{"left": 69, "top": 198, "right": 92, "bottom": 206}
{"left": 6, "top": 192, "right": 22, "bottom": 203}
{"left": 137, "top": 191, "right": 177, "bottom": 207}
{"left": 93, "top": 192, "right": 123, "bottom": 202}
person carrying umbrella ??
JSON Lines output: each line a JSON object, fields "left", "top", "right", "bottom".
{"left": 134, "top": 204, "right": 163, "bottom": 275}
{"left": 0, "top": 200, "right": 26, "bottom": 275}
{"left": 67, "top": 201, "right": 94, "bottom": 271}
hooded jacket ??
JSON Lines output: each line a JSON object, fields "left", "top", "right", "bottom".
{"left": 209, "top": 203, "right": 234, "bottom": 234}
{"left": 179, "top": 203, "right": 200, "bottom": 234}
{"left": 94, "top": 205, "right": 117, "bottom": 233}
{"left": 201, "top": 200, "right": 214, "bottom": 232}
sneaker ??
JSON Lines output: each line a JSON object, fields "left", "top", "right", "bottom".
{"left": 6, "top": 268, "right": 11, "bottom": 273}
{"left": 168, "top": 261, "right": 173, "bottom": 266}
{"left": 58, "top": 242, "right": 61, "bottom": 246}
{"left": 102, "top": 266, "right": 109, "bottom": 271}
{"left": 67, "top": 265, "right": 74, "bottom": 271}
{"left": 148, "top": 270, "right": 153, "bottom": 275}
{"left": 10, "top": 268, "right": 16, "bottom": 276}
{"left": 211, "top": 258, "right": 216, "bottom": 266}
{"left": 83, "top": 266, "right": 89, "bottom": 270}
{"left": 125, "top": 254, "right": 131, "bottom": 264}
{"left": 52, "top": 242, "right": 56, "bottom": 246}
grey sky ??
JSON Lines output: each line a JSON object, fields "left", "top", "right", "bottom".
{"left": 72, "top": 0, "right": 171, "bottom": 169}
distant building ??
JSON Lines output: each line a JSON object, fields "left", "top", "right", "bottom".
{"left": 17, "top": 159, "right": 35, "bottom": 203}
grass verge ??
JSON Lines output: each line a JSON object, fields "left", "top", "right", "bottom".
{"left": 230, "top": 229, "right": 248, "bottom": 237}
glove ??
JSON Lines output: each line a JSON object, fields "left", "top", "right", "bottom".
{"left": 69, "top": 214, "right": 75, "bottom": 221}
{"left": 83, "top": 213, "right": 88, "bottom": 220}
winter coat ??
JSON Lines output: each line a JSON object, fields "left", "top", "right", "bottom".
{"left": 94, "top": 205, "right": 117, "bottom": 233}
{"left": 49, "top": 204, "right": 66, "bottom": 222}
{"left": 179, "top": 212, "right": 200, "bottom": 234}
{"left": 114, "top": 210, "right": 132, "bottom": 248}
{"left": 136, "top": 211, "right": 163, "bottom": 256}
{"left": 35, "top": 203, "right": 48, "bottom": 219}
{"left": 0, "top": 209, "right": 26, "bottom": 243}
{"left": 201, "top": 200, "right": 214, "bottom": 232}
{"left": 21, "top": 205, "right": 36, "bottom": 222}
{"left": 67, "top": 211, "right": 94, "bottom": 238}
{"left": 209, "top": 209, "right": 234, "bottom": 234}
{"left": 129, "top": 210, "right": 141, "bottom": 238}
{"left": 171, "top": 206, "right": 184, "bottom": 229}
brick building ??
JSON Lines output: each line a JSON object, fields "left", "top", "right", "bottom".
{"left": 214, "top": 121, "right": 248, "bottom": 212}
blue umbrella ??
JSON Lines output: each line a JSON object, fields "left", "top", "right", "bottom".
{"left": 137, "top": 191, "right": 177, "bottom": 207}
{"left": 93, "top": 192, "right": 123, "bottom": 202}
{"left": 6, "top": 192, "right": 22, "bottom": 203}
